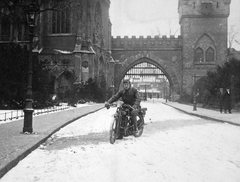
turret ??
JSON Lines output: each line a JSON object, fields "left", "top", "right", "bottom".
{"left": 178, "top": 0, "right": 231, "bottom": 24}
{"left": 178, "top": 0, "right": 231, "bottom": 94}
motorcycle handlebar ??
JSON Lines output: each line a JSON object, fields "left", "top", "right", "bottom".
{"left": 121, "top": 104, "right": 134, "bottom": 110}
{"left": 105, "top": 103, "right": 135, "bottom": 110}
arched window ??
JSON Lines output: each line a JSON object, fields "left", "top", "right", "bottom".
{"left": 52, "top": 7, "right": 70, "bottom": 34}
{"left": 195, "top": 34, "right": 216, "bottom": 64}
{"left": 94, "top": 57, "right": 98, "bottom": 75}
{"left": 195, "top": 48, "right": 203, "bottom": 63}
{"left": 99, "top": 56, "right": 104, "bottom": 71}
{"left": 1, "top": 15, "right": 11, "bottom": 41}
{"left": 206, "top": 47, "right": 214, "bottom": 62}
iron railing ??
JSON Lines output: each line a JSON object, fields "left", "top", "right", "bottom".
{"left": 0, "top": 105, "right": 70, "bottom": 122}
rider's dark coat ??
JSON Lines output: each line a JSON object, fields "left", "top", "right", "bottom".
{"left": 107, "top": 87, "right": 141, "bottom": 108}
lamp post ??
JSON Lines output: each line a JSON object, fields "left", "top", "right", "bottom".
{"left": 144, "top": 84, "right": 147, "bottom": 101}
{"left": 111, "top": 78, "right": 114, "bottom": 97}
{"left": 163, "top": 80, "right": 167, "bottom": 103}
{"left": 193, "top": 74, "right": 197, "bottom": 111}
{"left": 23, "top": 1, "right": 38, "bottom": 133}
{"left": 231, "top": 75, "right": 235, "bottom": 109}
{"left": 151, "top": 83, "right": 154, "bottom": 102}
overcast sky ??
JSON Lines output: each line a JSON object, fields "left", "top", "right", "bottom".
{"left": 110, "top": 0, "right": 240, "bottom": 50}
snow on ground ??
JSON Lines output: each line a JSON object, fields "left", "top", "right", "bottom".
{"left": 1, "top": 101, "right": 240, "bottom": 182}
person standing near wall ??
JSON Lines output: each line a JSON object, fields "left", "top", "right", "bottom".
{"left": 224, "top": 88, "right": 232, "bottom": 114}
{"left": 217, "top": 88, "right": 225, "bottom": 113}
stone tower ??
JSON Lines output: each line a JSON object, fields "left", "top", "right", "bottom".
{"left": 178, "top": 0, "right": 231, "bottom": 93}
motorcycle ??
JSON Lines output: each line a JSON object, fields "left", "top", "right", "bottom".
{"left": 107, "top": 104, "right": 147, "bottom": 144}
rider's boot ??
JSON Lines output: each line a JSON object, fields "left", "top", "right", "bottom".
{"left": 131, "top": 111, "right": 138, "bottom": 134}
{"left": 134, "top": 126, "right": 139, "bottom": 134}
{"left": 133, "top": 118, "right": 138, "bottom": 134}
{"left": 117, "top": 134, "right": 123, "bottom": 139}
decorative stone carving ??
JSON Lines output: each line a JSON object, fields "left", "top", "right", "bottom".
{"left": 93, "top": 2, "right": 102, "bottom": 45}
{"left": 74, "top": 36, "right": 82, "bottom": 52}
{"left": 50, "top": 65, "right": 61, "bottom": 77}
{"left": 172, "top": 56, "right": 178, "bottom": 63}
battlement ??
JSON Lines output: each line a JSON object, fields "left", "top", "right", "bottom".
{"left": 178, "top": 0, "right": 231, "bottom": 23}
{"left": 111, "top": 35, "right": 182, "bottom": 49}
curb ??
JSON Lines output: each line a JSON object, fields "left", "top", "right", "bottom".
{"left": 0, "top": 107, "right": 104, "bottom": 179}
{"left": 164, "top": 103, "right": 240, "bottom": 127}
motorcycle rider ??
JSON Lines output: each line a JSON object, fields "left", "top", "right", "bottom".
{"left": 105, "top": 79, "right": 141, "bottom": 133}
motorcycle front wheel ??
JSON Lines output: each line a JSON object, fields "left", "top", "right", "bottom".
{"left": 109, "top": 118, "right": 118, "bottom": 144}
{"left": 133, "top": 114, "right": 144, "bottom": 138}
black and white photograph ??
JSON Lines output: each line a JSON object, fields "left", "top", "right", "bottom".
{"left": 0, "top": 0, "right": 240, "bottom": 181}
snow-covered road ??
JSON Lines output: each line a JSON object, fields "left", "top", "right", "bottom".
{"left": 1, "top": 101, "right": 240, "bottom": 182}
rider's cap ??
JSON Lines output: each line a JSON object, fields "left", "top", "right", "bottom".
{"left": 123, "top": 79, "right": 131, "bottom": 84}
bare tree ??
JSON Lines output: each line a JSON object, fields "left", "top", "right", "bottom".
{"left": 228, "top": 25, "right": 240, "bottom": 49}
{"left": 167, "top": 20, "right": 179, "bottom": 36}
{"left": 154, "top": 19, "right": 179, "bottom": 38}
{"left": 155, "top": 26, "right": 162, "bottom": 37}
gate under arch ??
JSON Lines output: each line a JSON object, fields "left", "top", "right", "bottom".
{"left": 115, "top": 61, "right": 171, "bottom": 101}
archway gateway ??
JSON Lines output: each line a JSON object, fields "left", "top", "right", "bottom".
{"left": 35, "top": 0, "right": 230, "bottom": 101}
{"left": 118, "top": 62, "right": 170, "bottom": 101}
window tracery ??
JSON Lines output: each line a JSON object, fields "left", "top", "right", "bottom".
{"left": 194, "top": 34, "right": 216, "bottom": 64}
{"left": 195, "top": 48, "right": 203, "bottom": 63}
{"left": 52, "top": 2, "right": 70, "bottom": 34}
{"left": 206, "top": 47, "right": 214, "bottom": 62}
{"left": 0, "top": 15, "right": 11, "bottom": 41}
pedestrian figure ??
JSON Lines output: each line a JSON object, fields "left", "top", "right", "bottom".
{"left": 224, "top": 88, "right": 231, "bottom": 113}
{"left": 217, "top": 88, "right": 225, "bottom": 113}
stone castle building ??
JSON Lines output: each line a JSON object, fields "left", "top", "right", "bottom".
{"left": 0, "top": 0, "right": 232, "bottom": 99}
{"left": 38, "top": 0, "right": 112, "bottom": 97}
{"left": 111, "top": 0, "right": 231, "bottom": 96}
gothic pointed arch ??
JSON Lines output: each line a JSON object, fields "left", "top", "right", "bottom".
{"left": 194, "top": 47, "right": 204, "bottom": 63}
{"left": 0, "top": 14, "right": 11, "bottom": 41}
{"left": 55, "top": 69, "right": 75, "bottom": 100}
{"left": 194, "top": 33, "right": 216, "bottom": 63}
{"left": 118, "top": 62, "right": 170, "bottom": 100}
{"left": 113, "top": 52, "right": 181, "bottom": 94}
{"left": 51, "top": 0, "right": 71, "bottom": 34}
{"left": 57, "top": 68, "right": 74, "bottom": 79}
{"left": 206, "top": 47, "right": 214, "bottom": 62}
{"left": 196, "top": 33, "right": 215, "bottom": 46}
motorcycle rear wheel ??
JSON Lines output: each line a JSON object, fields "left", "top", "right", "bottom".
{"left": 133, "top": 115, "right": 144, "bottom": 138}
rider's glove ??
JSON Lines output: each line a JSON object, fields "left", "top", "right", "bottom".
{"left": 105, "top": 102, "right": 110, "bottom": 109}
